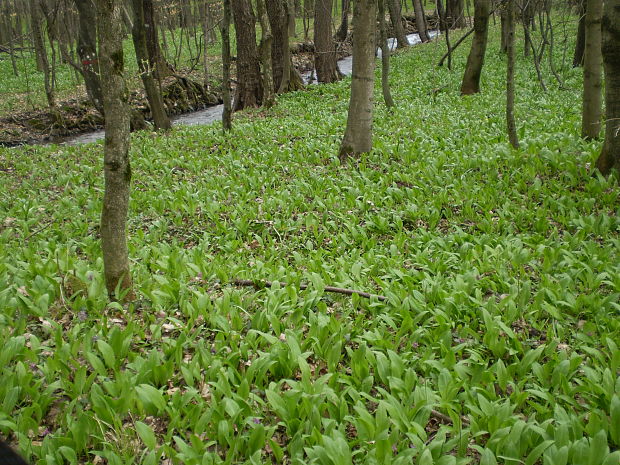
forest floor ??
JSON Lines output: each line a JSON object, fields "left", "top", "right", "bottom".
{"left": 1, "top": 20, "right": 619, "bottom": 465}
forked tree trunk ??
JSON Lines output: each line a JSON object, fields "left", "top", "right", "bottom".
{"left": 595, "top": 0, "right": 620, "bottom": 175}
{"left": 314, "top": 0, "right": 342, "bottom": 83}
{"left": 506, "top": 0, "right": 519, "bottom": 148}
{"left": 131, "top": 0, "right": 171, "bottom": 130}
{"left": 221, "top": 0, "right": 232, "bottom": 130}
{"left": 379, "top": 0, "right": 394, "bottom": 108}
{"left": 74, "top": 0, "right": 104, "bottom": 114}
{"left": 95, "top": 0, "right": 132, "bottom": 299}
{"left": 338, "top": 0, "right": 377, "bottom": 160}
{"left": 581, "top": 0, "right": 602, "bottom": 139}
{"left": 460, "top": 0, "right": 489, "bottom": 95}
{"left": 231, "top": 0, "right": 263, "bottom": 109}
{"left": 412, "top": 0, "right": 430, "bottom": 42}
{"left": 387, "top": 0, "right": 408, "bottom": 48}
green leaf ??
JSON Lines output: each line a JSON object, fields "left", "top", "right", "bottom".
{"left": 135, "top": 421, "right": 157, "bottom": 450}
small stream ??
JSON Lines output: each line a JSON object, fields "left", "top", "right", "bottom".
{"left": 64, "top": 31, "right": 438, "bottom": 145}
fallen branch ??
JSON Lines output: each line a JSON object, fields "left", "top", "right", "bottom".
{"left": 430, "top": 408, "right": 471, "bottom": 426}
{"left": 232, "top": 279, "right": 388, "bottom": 302}
{"left": 437, "top": 27, "right": 474, "bottom": 66}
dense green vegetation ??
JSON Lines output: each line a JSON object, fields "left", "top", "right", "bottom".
{"left": 1, "top": 25, "right": 619, "bottom": 465}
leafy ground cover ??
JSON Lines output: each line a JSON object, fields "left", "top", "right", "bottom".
{"left": 1, "top": 23, "right": 619, "bottom": 465}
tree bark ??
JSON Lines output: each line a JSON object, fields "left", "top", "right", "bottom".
{"left": 379, "top": 0, "right": 394, "bottom": 108}
{"left": 231, "top": 0, "right": 263, "bottom": 110}
{"left": 131, "top": 0, "right": 172, "bottom": 131}
{"left": 30, "top": 0, "right": 55, "bottom": 109}
{"left": 573, "top": 0, "right": 586, "bottom": 67}
{"left": 506, "top": 0, "right": 519, "bottom": 148}
{"left": 460, "top": 0, "right": 489, "bottom": 95}
{"left": 500, "top": 5, "right": 508, "bottom": 53}
{"left": 94, "top": 0, "right": 133, "bottom": 299}
{"left": 339, "top": 0, "right": 377, "bottom": 160}
{"left": 387, "top": 0, "right": 408, "bottom": 48}
{"left": 221, "top": 0, "right": 233, "bottom": 130}
{"left": 73, "top": 0, "right": 104, "bottom": 114}
{"left": 581, "top": 0, "right": 602, "bottom": 139}
{"left": 314, "top": 0, "right": 342, "bottom": 83}
{"left": 446, "top": 0, "right": 465, "bottom": 28}
{"left": 595, "top": 0, "right": 620, "bottom": 175}
{"left": 412, "top": 0, "right": 430, "bottom": 42}
{"left": 266, "top": 0, "right": 303, "bottom": 93}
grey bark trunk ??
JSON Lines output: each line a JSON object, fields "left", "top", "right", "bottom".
{"left": 581, "top": 0, "right": 602, "bottom": 139}
{"left": 379, "top": 0, "right": 394, "bottom": 108}
{"left": 387, "top": 0, "right": 408, "bottom": 48}
{"left": 339, "top": 0, "right": 377, "bottom": 160}
{"left": 257, "top": 0, "right": 276, "bottom": 107}
{"left": 336, "top": 0, "right": 351, "bottom": 41}
{"left": 95, "top": 0, "right": 133, "bottom": 299}
{"left": 221, "top": 0, "right": 233, "bottom": 130}
{"left": 412, "top": 0, "right": 429, "bottom": 42}
{"left": 231, "top": 0, "right": 263, "bottom": 109}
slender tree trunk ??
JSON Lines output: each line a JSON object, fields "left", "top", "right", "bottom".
{"left": 266, "top": 0, "right": 303, "bottom": 93}
{"left": 131, "top": 0, "right": 171, "bottom": 131}
{"left": 335, "top": 0, "right": 351, "bottom": 41}
{"left": 460, "top": 0, "right": 489, "bottom": 95}
{"left": 287, "top": 0, "right": 296, "bottom": 36}
{"left": 595, "top": 0, "right": 620, "bottom": 175}
{"left": 500, "top": 5, "right": 508, "bottom": 53}
{"left": 314, "top": 0, "right": 342, "bottom": 82}
{"left": 506, "top": 0, "right": 519, "bottom": 148}
{"left": 573, "top": 0, "right": 586, "bottom": 67}
{"left": 257, "top": 0, "right": 276, "bottom": 107}
{"left": 581, "top": 0, "right": 602, "bottom": 139}
{"left": 437, "top": 0, "right": 452, "bottom": 69}
{"left": 94, "top": 0, "right": 132, "bottom": 299}
{"left": 221, "top": 0, "right": 233, "bottom": 130}
{"left": 231, "top": 0, "right": 263, "bottom": 109}
{"left": 412, "top": 0, "right": 429, "bottom": 42}
{"left": 30, "top": 0, "right": 56, "bottom": 109}
{"left": 73, "top": 0, "right": 104, "bottom": 114}
{"left": 339, "top": 0, "right": 377, "bottom": 160}
{"left": 379, "top": 0, "right": 394, "bottom": 108}
{"left": 387, "top": 0, "right": 408, "bottom": 48}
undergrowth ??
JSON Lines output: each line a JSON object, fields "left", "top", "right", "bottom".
{"left": 0, "top": 20, "right": 619, "bottom": 465}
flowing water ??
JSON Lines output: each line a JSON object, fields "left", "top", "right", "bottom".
{"left": 63, "top": 31, "right": 438, "bottom": 145}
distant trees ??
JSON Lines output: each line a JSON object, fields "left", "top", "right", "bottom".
{"left": 231, "top": 0, "right": 263, "bottom": 109}
{"left": 580, "top": 0, "right": 602, "bottom": 139}
{"left": 505, "top": 0, "right": 519, "bottom": 149}
{"left": 314, "top": 0, "right": 342, "bottom": 83}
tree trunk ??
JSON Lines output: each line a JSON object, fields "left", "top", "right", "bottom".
{"left": 581, "top": 0, "right": 602, "bottom": 139}
{"left": 573, "top": 0, "right": 586, "bottom": 67}
{"left": 231, "top": 0, "right": 263, "bottom": 110}
{"left": 221, "top": 0, "right": 233, "bottom": 130}
{"left": 94, "top": 0, "right": 133, "bottom": 299}
{"left": 379, "top": 0, "right": 394, "bottom": 108}
{"left": 287, "top": 0, "right": 296, "bottom": 36}
{"left": 412, "top": 0, "right": 429, "bottom": 42}
{"left": 257, "top": 0, "right": 276, "bottom": 107}
{"left": 143, "top": 0, "right": 170, "bottom": 80}
{"left": 437, "top": 0, "right": 452, "bottom": 69}
{"left": 595, "top": 0, "right": 620, "bottom": 175}
{"left": 387, "top": 0, "right": 408, "bottom": 48}
{"left": 74, "top": 0, "right": 104, "bottom": 114}
{"left": 339, "top": 0, "right": 377, "bottom": 160}
{"left": 506, "top": 0, "right": 519, "bottom": 148}
{"left": 132, "top": 0, "right": 172, "bottom": 131}
{"left": 266, "top": 0, "right": 303, "bottom": 93}
{"left": 335, "top": 0, "right": 351, "bottom": 41}
{"left": 314, "top": 0, "right": 342, "bottom": 83}
{"left": 460, "top": 0, "right": 489, "bottom": 95}
{"left": 30, "top": 0, "right": 55, "bottom": 109}
{"left": 500, "top": 5, "right": 508, "bottom": 53}
{"left": 446, "top": 0, "right": 465, "bottom": 28}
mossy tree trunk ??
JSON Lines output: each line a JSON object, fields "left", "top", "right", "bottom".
{"left": 581, "top": 0, "right": 602, "bottom": 140}
{"left": 460, "top": 0, "right": 490, "bottom": 95}
{"left": 314, "top": 0, "right": 342, "bottom": 83}
{"left": 338, "top": 0, "right": 377, "bottom": 161}
{"left": 73, "top": 0, "right": 104, "bottom": 114}
{"left": 595, "top": 0, "right": 620, "bottom": 175}
{"left": 95, "top": 0, "right": 133, "bottom": 299}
